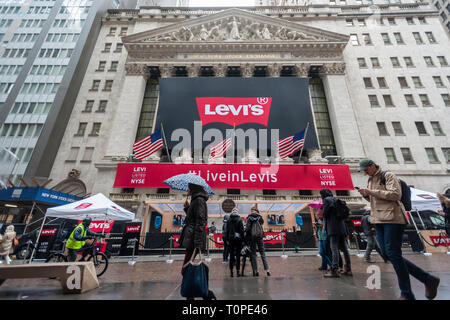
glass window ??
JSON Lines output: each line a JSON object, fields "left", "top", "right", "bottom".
{"left": 401, "top": 148, "right": 414, "bottom": 162}
{"left": 81, "top": 147, "right": 94, "bottom": 162}
{"left": 97, "top": 61, "right": 106, "bottom": 71}
{"left": 385, "top": 148, "right": 397, "bottom": 163}
{"left": 398, "top": 77, "right": 409, "bottom": 88}
{"left": 75, "top": 122, "right": 87, "bottom": 136}
{"left": 425, "top": 32, "right": 436, "bottom": 44}
{"left": 362, "top": 33, "right": 372, "bottom": 45}
{"left": 390, "top": 57, "right": 400, "bottom": 67}
{"left": 84, "top": 100, "right": 94, "bottom": 112}
{"left": 110, "top": 61, "right": 119, "bottom": 71}
{"left": 442, "top": 148, "right": 450, "bottom": 163}
{"left": 392, "top": 122, "right": 404, "bottom": 135}
{"left": 346, "top": 19, "right": 354, "bottom": 26}
{"left": 34, "top": 124, "right": 43, "bottom": 137}
{"left": 91, "top": 80, "right": 100, "bottom": 91}
{"left": 115, "top": 43, "right": 123, "bottom": 52}
{"left": 405, "top": 94, "right": 417, "bottom": 107}
{"left": 442, "top": 94, "right": 450, "bottom": 106}
{"left": 381, "top": 33, "right": 392, "bottom": 45}
{"left": 415, "top": 122, "right": 427, "bottom": 135}
{"left": 103, "top": 80, "right": 113, "bottom": 91}
{"left": 394, "top": 33, "right": 404, "bottom": 44}
{"left": 383, "top": 95, "right": 394, "bottom": 107}
{"left": 357, "top": 58, "right": 367, "bottom": 68}
{"left": 406, "top": 17, "right": 414, "bottom": 25}
{"left": 404, "top": 57, "right": 414, "bottom": 67}
{"left": 90, "top": 123, "right": 101, "bottom": 136}
{"left": 413, "top": 32, "right": 423, "bottom": 44}
{"left": 363, "top": 77, "right": 373, "bottom": 88}
{"left": 67, "top": 147, "right": 79, "bottom": 162}
{"left": 108, "top": 27, "right": 116, "bottom": 36}
{"left": 377, "top": 122, "right": 389, "bottom": 136}
{"left": 98, "top": 100, "right": 107, "bottom": 112}
{"left": 377, "top": 77, "right": 388, "bottom": 88}
{"left": 433, "top": 76, "right": 445, "bottom": 87}
{"left": 371, "top": 57, "right": 380, "bottom": 68}
{"left": 425, "top": 148, "right": 439, "bottom": 163}
{"left": 368, "top": 95, "right": 380, "bottom": 107}
{"left": 437, "top": 56, "right": 448, "bottom": 66}
{"left": 430, "top": 121, "right": 444, "bottom": 135}
{"left": 419, "top": 94, "right": 431, "bottom": 107}
{"left": 388, "top": 18, "right": 396, "bottom": 25}
{"left": 424, "top": 56, "right": 435, "bottom": 67}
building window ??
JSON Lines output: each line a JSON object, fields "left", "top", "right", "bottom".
{"left": 91, "top": 80, "right": 100, "bottom": 91}
{"left": 110, "top": 61, "right": 119, "bottom": 72}
{"left": 75, "top": 122, "right": 87, "bottom": 136}
{"left": 81, "top": 147, "right": 95, "bottom": 162}
{"left": 67, "top": 147, "right": 79, "bottom": 162}
{"left": 392, "top": 122, "right": 404, "bottom": 135}
{"left": 385, "top": 148, "right": 398, "bottom": 163}
{"left": 437, "top": 56, "right": 448, "bottom": 67}
{"left": 363, "top": 77, "right": 374, "bottom": 88}
{"left": 433, "top": 76, "right": 445, "bottom": 88}
{"left": 383, "top": 95, "right": 394, "bottom": 107}
{"left": 390, "top": 57, "right": 400, "bottom": 68}
{"left": 103, "top": 43, "right": 112, "bottom": 52}
{"left": 357, "top": 19, "right": 366, "bottom": 26}
{"left": 419, "top": 94, "right": 432, "bottom": 107}
{"left": 84, "top": 100, "right": 94, "bottom": 112}
{"left": 425, "top": 148, "right": 439, "bottom": 163}
{"left": 406, "top": 17, "right": 414, "bottom": 25}
{"left": 413, "top": 32, "right": 423, "bottom": 45}
{"left": 398, "top": 77, "right": 409, "bottom": 88}
{"left": 377, "top": 77, "right": 388, "bottom": 88}
{"left": 120, "top": 27, "right": 128, "bottom": 36}
{"left": 442, "top": 148, "right": 450, "bottom": 163}
{"left": 136, "top": 78, "right": 159, "bottom": 142}
{"left": 442, "top": 94, "right": 450, "bottom": 106}
{"left": 424, "top": 56, "right": 435, "bottom": 67}
{"left": 431, "top": 121, "right": 444, "bottom": 135}
{"left": 115, "top": 43, "right": 123, "bottom": 53}
{"left": 405, "top": 94, "right": 417, "bottom": 107}
{"left": 425, "top": 32, "right": 437, "bottom": 44}
{"left": 401, "top": 148, "right": 414, "bottom": 162}
{"left": 90, "top": 123, "right": 101, "bottom": 136}
{"left": 418, "top": 17, "right": 427, "bottom": 24}
{"left": 97, "top": 61, "right": 106, "bottom": 72}
{"left": 362, "top": 33, "right": 372, "bottom": 45}
{"left": 404, "top": 57, "right": 414, "bottom": 67}
{"left": 357, "top": 57, "right": 367, "bottom": 68}
{"left": 381, "top": 33, "right": 392, "bottom": 45}
{"left": 346, "top": 19, "right": 354, "bottom": 26}
{"left": 412, "top": 76, "right": 424, "bottom": 88}
{"left": 387, "top": 18, "right": 396, "bottom": 25}
{"left": 350, "top": 34, "right": 360, "bottom": 46}
{"left": 371, "top": 57, "right": 381, "bottom": 68}
{"left": 103, "top": 80, "right": 113, "bottom": 91}
{"left": 394, "top": 32, "right": 404, "bottom": 44}
{"left": 415, "top": 121, "right": 428, "bottom": 135}
{"left": 377, "top": 122, "right": 389, "bottom": 136}
{"left": 108, "top": 27, "right": 116, "bottom": 36}
{"left": 98, "top": 100, "right": 107, "bottom": 112}
{"left": 369, "top": 95, "right": 380, "bottom": 107}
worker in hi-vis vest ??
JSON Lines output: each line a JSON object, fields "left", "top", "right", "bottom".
{"left": 66, "top": 217, "right": 101, "bottom": 262}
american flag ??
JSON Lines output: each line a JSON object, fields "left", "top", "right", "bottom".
{"left": 209, "top": 131, "right": 233, "bottom": 160}
{"left": 277, "top": 129, "right": 306, "bottom": 159}
{"left": 133, "top": 130, "right": 164, "bottom": 160}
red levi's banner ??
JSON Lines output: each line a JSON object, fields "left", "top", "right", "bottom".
{"left": 196, "top": 97, "right": 272, "bottom": 126}
{"left": 77, "top": 220, "right": 115, "bottom": 233}
{"left": 174, "top": 233, "right": 285, "bottom": 249}
{"left": 113, "top": 163, "right": 354, "bottom": 190}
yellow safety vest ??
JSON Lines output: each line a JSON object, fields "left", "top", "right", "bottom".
{"left": 66, "top": 223, "right": 87, "bottom": 250}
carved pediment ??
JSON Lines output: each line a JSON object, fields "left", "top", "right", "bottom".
{"left": 123, "top": 8, "right": 348, "bottom": 44}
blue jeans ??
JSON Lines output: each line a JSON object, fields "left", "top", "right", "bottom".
{"left": 375, "top": 224, "right": 430, "bottom": 300}
{"left": 319, "top": 240, "right": 332, "bottom": 269}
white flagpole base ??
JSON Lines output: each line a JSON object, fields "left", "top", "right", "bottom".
{"left": 205, "top": 257, "right": 212, "bottom": 262}
{"left": 128, "top": 260, "right": 137, "bottom": 266}
{"left": 166, "top": 259, "right": 174, "bottom": 264}
{"left": 281, "top": 254, "right": 288, "bottom": 259}
{"left": 423, "top": 252, "right": 432, "bottom": 256}
{"left": 357, "top": 253, "right": 365, "bottom": 258}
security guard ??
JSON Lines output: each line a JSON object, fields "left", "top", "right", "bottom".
{"left": 66, "top": 217, "right": 101, "bottom": 262}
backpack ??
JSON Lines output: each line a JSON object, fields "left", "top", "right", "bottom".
{"left": 334, "top": 198, "right": 350, "bottom": 220}
{"left": 250, "top": 218, "right": 264, "bottom": 239}
{"left": 380, "top": 171, "right": 412, "bottom": 211}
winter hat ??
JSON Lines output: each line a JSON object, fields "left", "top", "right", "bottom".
{"left": 251, "top": 207, "right": 259, "bottom": 214}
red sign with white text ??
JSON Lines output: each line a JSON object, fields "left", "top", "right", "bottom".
{"left": 126, "top": 226, "right": 141, "bottom": 233}
{"left": 41, "top": 228, "right": 57, "bottom": 236}
{"left": 77, "top": 220, "right": 115, "bottom": 233}
{"left": 196, "top": 97, "right": 272, "bottom": 126}
{"left": 429, "top": 235, "right": 450, "bottom": 247}
{"left": 74, "top": 203, "right": 92, "bottom": 209}
{"left": 352, "top": 220, "right": 362, "bottom": 227}
{"left": 113, "top": 163, "right": 353, "bottom": 190}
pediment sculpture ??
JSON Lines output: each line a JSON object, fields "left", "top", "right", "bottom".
{"left": 144, "top": 16, "right": 323, "bottom": 42}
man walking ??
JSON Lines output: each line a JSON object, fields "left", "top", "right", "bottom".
{"left": 357, "top": 158, "right": 440, "bottom": 300}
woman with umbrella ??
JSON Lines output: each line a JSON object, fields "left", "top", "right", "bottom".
{"left": 163, "top": 173, "right": 216, "bottom": 300}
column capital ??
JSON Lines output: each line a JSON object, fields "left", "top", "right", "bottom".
{"left": 241, "top": 63, "right": 254, "bottom": 78}
{"left": 294, "top": 63, "right": 311, "bottom": 77}
{"left": 186, "top": 63, "right": 201, "bottom": 77}
{"left": 125, "top": 63, "right": 149, "bottom": 78}
{"left": 320, "top": 62, "right": 346, "bottom": 76}
{"left": 212, "top": 64, "right": 227, "bottom": 77}
{"left": 158, "top": 64, "right": 173, "bottom": 78}
{"left": 267, "top": 63, "right": 282, "bottom": 77}
{"left": 307, "top": 149, "right": 328, "bottom": 164}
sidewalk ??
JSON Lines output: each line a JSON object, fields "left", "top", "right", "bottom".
{"left": 0, "top": 251, "right": 449, "bottom": 300}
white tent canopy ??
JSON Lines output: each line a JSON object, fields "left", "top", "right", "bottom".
{"left": 410, "top": 187, "right": 442, "bottom": 212}
{"left": 46, "top": 193, "right": 135, "bottom": 221}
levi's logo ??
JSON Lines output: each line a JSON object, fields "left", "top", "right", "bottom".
{"left": 41, "top": 228, "right": 57, "bottom": 236}
{"left": 126, "top": 226, "right": 141, "bottom": 233}
{"left": 74, "top": 203, "right": 92, "bottom": 209}
{"left": 196, "top": 97, "right": 272, "bottom": 126}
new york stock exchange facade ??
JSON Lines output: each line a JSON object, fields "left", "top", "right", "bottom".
{"left": 49, "top": 4, "right": 450, "bottom": 247}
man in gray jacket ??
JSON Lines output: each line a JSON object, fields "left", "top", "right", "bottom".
{"left": 358, "top": 158, "right": 440, "bottom": 300}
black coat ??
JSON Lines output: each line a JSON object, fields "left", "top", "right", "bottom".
{"left": 245, "top": 213, "right": 265, "bottom": 242}
{"left": 226, "top": 213, "right": 244, "bottom": 243}
{"left": 322, "top": 196, "right": 347, "bottom": 237}
{"left": 361, "top": 215, "right": 374, "bottom": 237}
{"left": 183, "top": 190, "right": 208, "bottom": 249}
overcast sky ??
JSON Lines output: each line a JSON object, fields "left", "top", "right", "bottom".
{"left": 188, "top": 0, "right": 255, "bottom": 7}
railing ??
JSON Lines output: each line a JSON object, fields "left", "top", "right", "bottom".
{"left": 255, "top": 195, "right": 287, "bottom": 201}
{"left": 145, "top": 194, "right": 176, "bottom": 201}
{"left": 109, "top": 193, "right": 140, "bottom": 202}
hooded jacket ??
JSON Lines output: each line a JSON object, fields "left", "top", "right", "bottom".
{"left": 245, "top": 210, "right": 265, "bottom": 240}
{"left": 226, "top": 209, "right": 244, "bottom": 242}
{"left": 0, "top": 225, "right": 16, "bottom": 256}
{"left": 184, "top": 189, "right": 209, "bottom": 249}
{"left": 320, "top": 189, "right": 347, "bottom": 237}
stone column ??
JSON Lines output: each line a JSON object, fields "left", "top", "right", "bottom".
{"left": 294, "top": 63, "right": 310, "bottom": 77}
{"left": 159, "top": 64, "right": 173, "bottom": 78}
{"left": 103, "top": 63, "right": 149, "bottom": 160}
{"left": 186, "top": 63, "right": 200, "bottom": 77}
{"left": 320, "top": 62, "right": 365, "bottom": 159}
{"left": 212, "top": 64, "right": 227, "bottom": 77}
{"left": 241, "top": 63, "right": 254, "bottom": 78}
{"left": 307, "top": 149, "right": 328, "bottom": 164}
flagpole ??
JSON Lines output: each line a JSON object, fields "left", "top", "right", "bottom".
{"left": 298, "top": 122, "right": 310, "bottom": 163}
{"left": 160, "top": 122, "right": 172, "bottom": 163}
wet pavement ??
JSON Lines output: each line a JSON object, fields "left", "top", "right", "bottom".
{"left": 0, "top": 251, "right": 449, "bottom": 300}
